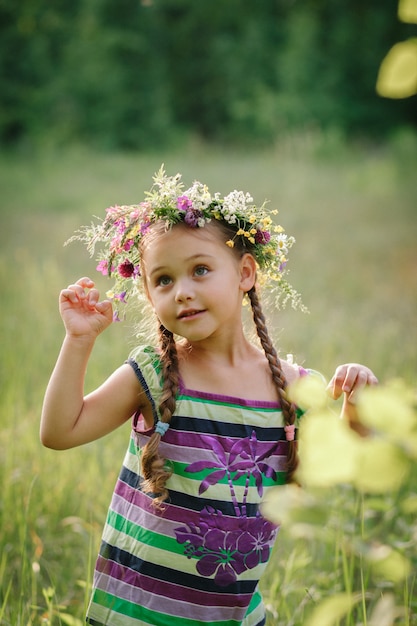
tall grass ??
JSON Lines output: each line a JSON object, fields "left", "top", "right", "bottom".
{"left": 1, "top": 134, "right": 416, "bottom": 624}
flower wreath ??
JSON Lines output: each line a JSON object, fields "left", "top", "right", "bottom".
{"left": 67, "top": 165, "right": 305, "bottom": 319}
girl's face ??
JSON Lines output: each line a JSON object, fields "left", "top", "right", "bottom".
{"left": 141, "top": 223, "right": 256, "bottom": 345}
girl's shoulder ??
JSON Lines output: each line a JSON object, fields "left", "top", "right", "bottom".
{"left": 280, "top": 356, "right": 307, "bottom": 387}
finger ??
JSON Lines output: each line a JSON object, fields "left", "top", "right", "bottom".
{"left": 326, "top": 365, "right": 348, "bottom": 399}
{"left": 75, "top": 277, "right": 95, "bottom": 288}
{"left": 85, "top": 288, "right": 100, "bottom": 309}
{"left": 60, "top": 286, "right": 84, "bottom": 305}
{"left": 345, "top": 369, "right": 368, "bottom": 403}
{"left": 367, "top": 372, "right": 379, "bottom": 386}
{"left": 95, "top": 300, "right": 113, "bottom": 316}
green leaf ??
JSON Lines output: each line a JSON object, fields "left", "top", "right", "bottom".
{"left": 357, "top": 383, "right": 416, "bottom": 441}
{"left": 367, "top": 545, "right": 411, "bottom": 582}
{"left": 376, "top": 39, "right": 417, "bottom": 98}
{"left": 398, "top": 0, "right": 417, "bottom": 23}
{"left": 261, "top": 483, "right": 319, "bottom": 526}
{"left": 305, "top": 593, "right": 361, "bottom": 626}
{"left": 354, "top": 438, "right": 409, "bottom": 493}
{"left": 369, "top": 593, "right": 397, "bottom": 626}
{"left": 401, "top": 493, "right": 417, "bottom": 514}
{"left": 298, "top": 411, "right": 360, "bottom": 487}
{"left": 288, "top": 373, "right": 328, "bottom": 411}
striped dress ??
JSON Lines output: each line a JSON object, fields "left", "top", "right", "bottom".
{"left": 86, "top": 346, "right": 303, "bottom": 626}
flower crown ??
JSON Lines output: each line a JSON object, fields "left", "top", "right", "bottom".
{"left": 68, "top": 166, "right": 305, "bottom": 319}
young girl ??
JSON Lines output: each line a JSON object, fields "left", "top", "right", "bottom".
{"left": 41, "top": 167, "right": 377, "bottom": 626}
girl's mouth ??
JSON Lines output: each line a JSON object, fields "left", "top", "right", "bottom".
{"left": 178, "top": 309, "right": 204, "bottom": 320}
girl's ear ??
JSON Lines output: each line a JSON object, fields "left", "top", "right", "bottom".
{"left": 239, "top": 253, "right": 257, "bottom": 292}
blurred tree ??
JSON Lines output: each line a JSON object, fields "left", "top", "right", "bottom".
{"left": 0, "top": 0, "right": 415, "bottom": 149}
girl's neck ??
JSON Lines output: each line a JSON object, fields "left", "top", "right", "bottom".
{"left": 176, "top": 339, "right": 279, "bottom": 402}
{"left": 177, "top": 333, "right": 257, "bottom": 367}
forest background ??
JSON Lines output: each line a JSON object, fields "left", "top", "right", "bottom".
{"left": 1, "top": 0, "right": 417, "bottom": 150}
{"left": 1, "top": 1, "right": 417, "bottom": 625}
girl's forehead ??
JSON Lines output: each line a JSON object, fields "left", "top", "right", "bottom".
{"left": 142, "top": 221, "right": 226, "bottom": 254}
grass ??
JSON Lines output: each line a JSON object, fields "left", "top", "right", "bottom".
{"left": 0, "top": 133, "right": 416, "bottom": 624}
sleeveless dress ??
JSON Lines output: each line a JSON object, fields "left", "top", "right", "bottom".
{"left": 86, "top": 346, "right": 304, "bottom": 626}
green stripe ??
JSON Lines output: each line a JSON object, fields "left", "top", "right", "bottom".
{"left": 107, "top": 510, "right": 186, "bottom": 556}
{"left": 171, "top": 460, "right": 285, "bottom": 488}
{"left": 247, "top": 588, "right": 263, "bottom": 616}
{"left": 92, "top": 588, "right": 243, "bottom": 626}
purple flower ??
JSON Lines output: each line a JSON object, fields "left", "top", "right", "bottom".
{"left": 184, "top": 208, "right": 203, "bottom": 227}
{"left": 113, "top": 291, "right": 127, "bottom": 303}
{"left": 175, "top": 506, "right": 276, "bottom": 586}
{"left": 255, "top": 230, "right": 271, "bottom": 245}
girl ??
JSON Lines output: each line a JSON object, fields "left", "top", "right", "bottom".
{"left": 41, "top": 167, "right": 377, "bottom": 626}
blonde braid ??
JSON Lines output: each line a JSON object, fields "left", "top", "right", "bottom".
{"left": 140, "top": 324, "right": 179, "bottom": 503}
{"left": 247, "top": 287, "right": 298, "bottom": 482}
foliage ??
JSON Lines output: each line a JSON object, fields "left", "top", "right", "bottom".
{"left": 263, "top": 377, "right": 417, "bottom": 625}
{"left": 0, "top": 0, "right": 416, "bottom": 149}
{"left": 377, "top": 0, "right": 417, "bottom": 98}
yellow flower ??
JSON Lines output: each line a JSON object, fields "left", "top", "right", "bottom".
{"left": 236, "top": 228, "right": 245, "bottom": 236}
{"left": 262, "top": 217, "right": 272, "bottom": 228}
{"left": 106, "top": 290, "right": 115, "bottom": 299}
{"left": 249, "top": 237, "right": 255, "bottom": 244}
{"left": 128, "top": 225, "right": 140, "bottom": 238}
{"left": 250, "top": 228, "right": 257, "bottom": 235}
{"left": 249, "top": 215, "right": 257, "bottom": 224}
{"left": 226, "top": 240, "right": 235, "bottom": 248}
{"left": 274, "top": 225, "right": 284, "bottom": 233}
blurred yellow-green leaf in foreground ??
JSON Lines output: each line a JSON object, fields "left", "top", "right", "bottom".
{"left": 377, "top": 39, "right": 417, "bottom": 98}
{"left": 367, "top": 544, "right": 411, "bottom": 583}
{"left": 398, "top": 0, "right": 417, "bottom": 23}
{"left": 288, "top": 377, "right": 416, "bottom": 492}
{"left": 304, "top": 593, "right": 362, "bottom": 626}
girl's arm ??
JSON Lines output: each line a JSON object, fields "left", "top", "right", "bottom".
{"left": 40, "top": 277, "right": 147, "bottom": 450}
{"left": 327, "top": 363, "right": 378, "bottom": 433}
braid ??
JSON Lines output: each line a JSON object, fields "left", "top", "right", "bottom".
{"left": 140, "top": 324, "right": 179, "bottom": 504}
{"left": 247, "top": 287, "right": 298, "bottom": 482}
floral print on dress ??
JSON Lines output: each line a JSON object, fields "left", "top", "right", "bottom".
{"left": 174, "top": 431, "right": 279, "bottom": 586}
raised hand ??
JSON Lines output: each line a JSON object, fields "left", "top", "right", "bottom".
{"left": 59, "top": 277, "right": 113, "bottom": 339}
{"left": 327, "top": 363, "right": 379, "bottom": 405}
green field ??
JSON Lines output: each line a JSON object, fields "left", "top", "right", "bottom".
{"left": 1, "top": 135, "right": 416, "bottom": 624}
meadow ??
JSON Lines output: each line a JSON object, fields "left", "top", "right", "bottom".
{"left": 0, "top": 133, "right": 416, "bottom": 625}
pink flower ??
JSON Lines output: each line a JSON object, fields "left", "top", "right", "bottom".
{"left": 96, "top": 260, "right": 110, "bottom": 276}
{"left": 123, "top": 240, "right": 134, "bottom": 251}
{"left": 177, "top": 195, "right": 193, "bottom": 211}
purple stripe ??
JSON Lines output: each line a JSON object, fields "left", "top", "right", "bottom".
{"left": 113, "top": 478, "right": 201, "bottom": 525}
{"left": 94, "top": 556, "right": 252, "bottom": 611}
{"left": 136, "top": 429, "right": 288, "bottom": 458}
{"left": 178, "top": 380, "right": 280, "bottom": 408}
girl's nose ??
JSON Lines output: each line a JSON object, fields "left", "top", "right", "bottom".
{"left": 174, "top": 279, "right": 194, "bottom": 303}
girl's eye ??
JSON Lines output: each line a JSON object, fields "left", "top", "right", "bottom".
{"left": 156, "top": 275, "right": 172, "bottom": 287}
{"left": 194, "top": 266, "right": 208, "bottom": 277}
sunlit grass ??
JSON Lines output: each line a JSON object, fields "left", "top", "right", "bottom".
{"left": 1, "top": 135, "right": 416, "bottom": 624}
